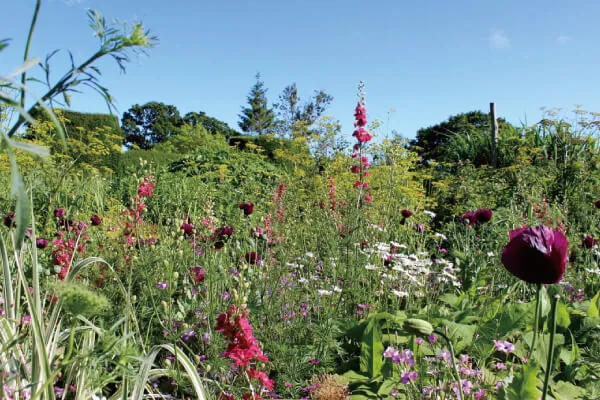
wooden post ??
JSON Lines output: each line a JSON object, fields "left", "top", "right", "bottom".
{"left": 490, "top": 102, "right": 498, "bottom": 167}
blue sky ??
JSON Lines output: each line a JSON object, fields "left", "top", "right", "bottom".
{"left": 2, "top": 0, "right": 599, "bottom": 139}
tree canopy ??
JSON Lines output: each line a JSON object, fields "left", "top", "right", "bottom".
{"left": 122, "top": 101, "right": 183, "bottom": 149}
{"left": 410, "top": 110, "right": 514, "bottom": 164}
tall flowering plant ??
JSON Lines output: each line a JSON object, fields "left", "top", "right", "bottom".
{"left": 351, "top": 81, "right": 373, "bottom": 207}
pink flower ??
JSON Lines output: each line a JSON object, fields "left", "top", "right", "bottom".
{"left": 189, "top": 266, "right": 205, "bottom": 284}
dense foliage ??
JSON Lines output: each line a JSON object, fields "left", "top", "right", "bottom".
{"left": 3, "top": 3, "right": 600, "bottom": 400}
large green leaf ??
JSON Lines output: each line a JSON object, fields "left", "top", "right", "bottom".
{"left": 588, "top": 291, "right": 600, "bottom": 318}
{"left": 359, "top": 314, "right": 391, "bottom": 379}
{"left": 504, "top": 362, "right": 542, "bottom": 400}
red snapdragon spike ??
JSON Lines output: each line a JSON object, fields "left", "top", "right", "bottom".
{"left": 501, "top": 225, "right": 569, "bottom": 284}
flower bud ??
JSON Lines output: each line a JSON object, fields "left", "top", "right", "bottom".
{"left": 173, "top": 272, "right": 179, "bottom": 279}
{"left": 403, "top": 318, "right": 434, "bottom": 336}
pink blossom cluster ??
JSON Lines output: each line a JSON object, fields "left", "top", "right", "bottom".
{"left": 52, "top": 215, "right": 89, "bottom": 280}
{"left": 216, "top": 304, "right": 274, "bottom": 395}
{"left": 350, "top": 97, "right": 373, "bottom": 204}
{"left": 123, "top": 176, "right": 156, "bottom": 246}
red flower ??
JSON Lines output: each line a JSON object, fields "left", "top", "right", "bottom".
{"left": 354, "top": 102, "right": 368, "bottom": 127}
{"left": 245, "top": 252, "right": 260, "bottom": 265}
{"left": 189, "top": 266, "right": 205, "bottom": 284}
{"left": 54, "top": 208, "right": 66, "bottom": 218}
{"left": 501, "top": 225, "right": 569, "bottom": 284}
{"left": 460, "top": 212, "right": 476, "bottom": 226}
{"left": 90, "top": 215, "right": 102, "bottom": 226}
{"left": 475, "top": 209, "right": 493, "bottom": 223}
{"left": 3, "top": 212, "right": 15, "bottom": 228}
{"left": 401, "top": 209, "right": 413, "bottom": 218}
{"left": 36, "top": 238, "right": 49, "bottom": 249}
{"left": 180, "top": 223, "right": 195, "bottom": 235}
{"left": 582, "top": 235, "right": 597, "bottom": 249}
{"left": 238, "top": 202, "right": 255, "bottom": 216}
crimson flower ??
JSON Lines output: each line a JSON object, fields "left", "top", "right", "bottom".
{"left": 3, "top": 212, "right": 15, "bottom": 228}
{"left": 90, "top": 215, "right": 102, "bottom": 226}
{"left": 501, "top": 225, "right": 569, "bottom": 284}
{"left": 54, "top": 208, "right": 66, "bottom": 218}
{"left": 475, "top": 209, "right": 493, "bottom": 223}
{"left": 581, "top": 235, "right": 597, "bottom": 249}
{"left": 180, "top": 223, "right": 195, "bottom": 235}
{"left": 238, "top": 202, "right": 254, "bottom": 216}
{"left": 460, "top": 212, "right": 476, "bottom": 226}
{"left": 189, "top": 266, "right": 205, "bottom": 284}
{"left": 245, "top": 252, "right": 260, "bottom": 265}
{"left": 401, "top": 209, "right": 413, "bottom": 218}
{"left": 36, "top": 238, "right": 49, "bottom": 249}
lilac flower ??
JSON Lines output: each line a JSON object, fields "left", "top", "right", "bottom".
{"left": 400, "top": 371, "right": 418, "bottom": 384}
{"left": 493, "top": 339, "right": 515, "bottom": 353}
{"left": 428, "top": 334, "right": 438, "bottom": 343}
{"left": 157, "top": 281, "right": 169, "bottom": 289}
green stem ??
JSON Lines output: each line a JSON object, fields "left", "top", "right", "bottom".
{"left": 542, "top": 294, "right": 559, "bottom": 400}
{"left": 435, "top": 330, "right": 463, "bottom": 400}
{"left": 531, "top": 283, "right": 542, "bottom": 354}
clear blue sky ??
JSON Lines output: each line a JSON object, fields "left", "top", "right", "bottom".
{"left": 2, "top": 0, "right": 599, "bottom": 139}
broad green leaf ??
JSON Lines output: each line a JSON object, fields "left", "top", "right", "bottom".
{"left": 551, "top": 380, "right": 586, "bottom": 400}
{"left": 342, "top": 370, "right": 370, "bottom": 383}
{"left": 9, "top": 153, "right": 29, "bottom": 249}
{"left": 360, "top": 315, "right": 385, "bottom": 379}
{"left": 588, "top": 291, "right": 600, "bottom": 318}
{"left": 505, "top": 362, "right": 542, "bottom": 400}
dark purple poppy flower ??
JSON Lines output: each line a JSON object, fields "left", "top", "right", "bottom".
{"left": 54, "top": 208, "right": 66, "bottom": 218}
{"left": 475, "top": 209, "right": 493, "bottom": 223}
{"left": 401, "top": 209, "right": 413, "bottom": 218}
{"left": 244, "top": 252, "right": 260, "bottom": 265}
{"left": 595, "top": 200, "right": 600, "bottom": 209}
{"left": 501, "top": 225, "right": 569, "bottom": 284}
{"left": 215, "top": 226, "right": 233, "bottom": 240}
{"left": 582, "top": 235, "right": 597, "bottom": 249}
{"left": 238, "top": 202, "right": 255, "bottom": 216}
{"left": 90, "top": 215, "right": 102, "bottom": 226}
{"left": 3, "top": 212, "right": 15, "bottom": 228}
{"left": 460, "top": 212, "right": 476, "bottom": 226}
{"left": 180, "top": 223, "right": 195, "bottom": 235}
{"left": 36, "top": 238, "right": 49, "bottom": 249}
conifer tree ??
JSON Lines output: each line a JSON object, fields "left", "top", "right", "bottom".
{"left": 238, "top": 73, "right": 275, "bottom": 135}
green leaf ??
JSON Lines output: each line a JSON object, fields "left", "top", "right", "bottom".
{"left": 505, "top": 362, "right": 542, "bottom": 400}
{"left": 551, "top": 380, "right": 586, "bottom": 400}
{"left": 342, "top": 370, "right": 370, "bottom": 383}
{"left": 587, "top": 291, "right": 600, "bottom": 318}
{"left": 360, "top": 315, "right": 385, "bottom": 379}
{"left": 377, "top": 379, "right": 397, "bottom": 396}
{"left": 9, "top": 153, "right": 30, "bottom": 249}
{"left": 547, "top": 299, "right": 571, "bottom": 330}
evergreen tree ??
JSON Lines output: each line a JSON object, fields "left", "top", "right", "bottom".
{"left": 238, "top": 73, "right": 275, "bottom": 135}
